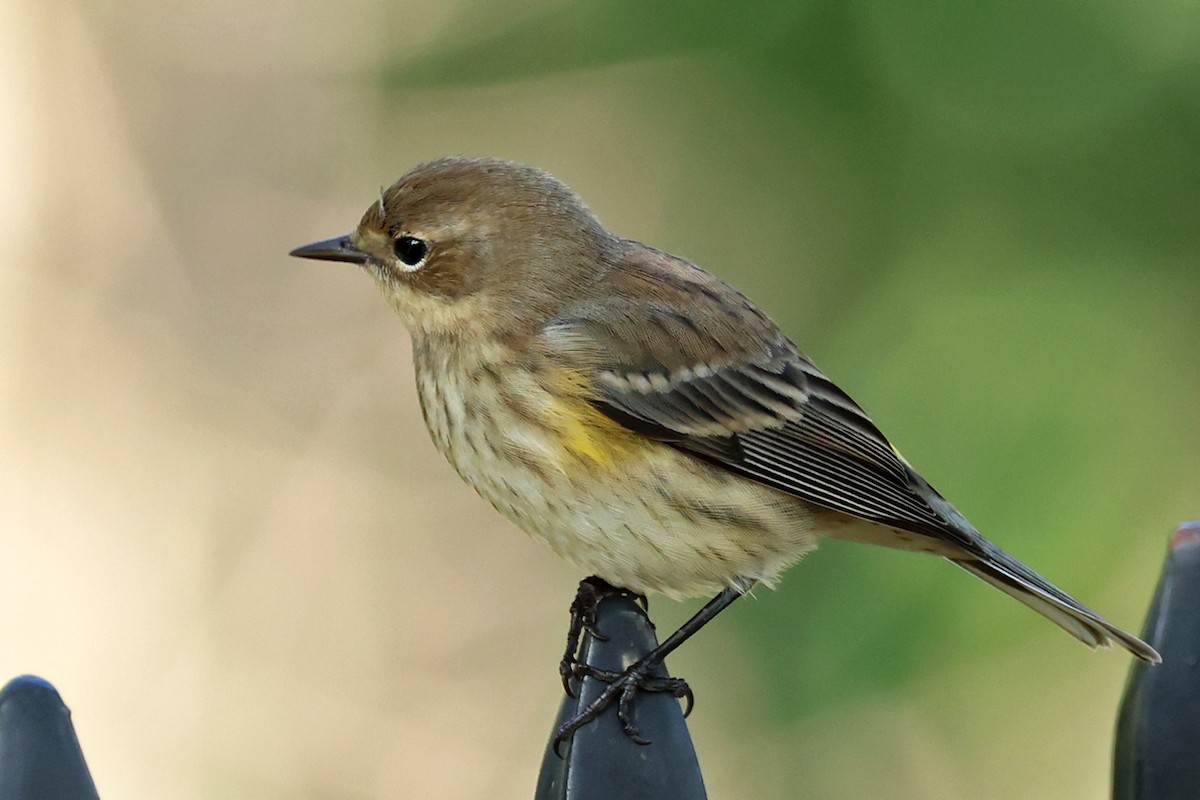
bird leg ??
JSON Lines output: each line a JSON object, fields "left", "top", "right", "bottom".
{"left": 554, "top": 584, "right": 747, "bottom": 753}
{"left": 559, "top": 576, "right": 648, "bottom": 696}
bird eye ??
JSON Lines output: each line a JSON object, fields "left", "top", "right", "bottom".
{"left": 393, "top": 235, "right": 428, "bottom": 267}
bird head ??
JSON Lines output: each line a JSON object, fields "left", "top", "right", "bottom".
{"left": 291, "top": 157, "right": 615, "bottom": 337}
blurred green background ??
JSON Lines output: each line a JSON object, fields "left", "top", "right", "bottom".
{"left": 1, "top": 1, "right": 1197, "bottom": 797}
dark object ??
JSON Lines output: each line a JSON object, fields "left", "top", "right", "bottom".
{"left": 553, "top": 580, "right": 743, "bottom": 751}
{"left": 0, "top": 675, "right": 100, "bottom": 800}
{"left": 1113, "top": 521, "right": 1200, "bottom": 799}
{"left": 537, "top": 590, "right": 707, "bottom": 799}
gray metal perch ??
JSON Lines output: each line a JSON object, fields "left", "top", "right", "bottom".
{"left": 1114, "top": 521, "right": 1200, "bottom": 799}
{"left": 536, "top": 592, "right": 707, "bottom": 800}
{"left": 0, "top": 675, "right": 100, "bottom": 800}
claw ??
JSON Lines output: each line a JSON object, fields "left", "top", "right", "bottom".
{"left": 559, "top": 660, "right": 576, "bottom": 698}
{"left": 552, "top": 583, "right": 745, "bottom": 756}
{"left": 552, "top": 661, "right": 693, "bottom": 752}
{"left": 552, "top": 727, "right": 574, "bottom": 759}
{"left": 558, "top": 577, "right": 630, "bottom": 698}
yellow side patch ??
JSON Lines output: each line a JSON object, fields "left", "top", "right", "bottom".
{"left": 540, "top": 368, "right": 645, "bottom": 469}
{"left": 559, "top": 406, "right": 616, "bottom": 465}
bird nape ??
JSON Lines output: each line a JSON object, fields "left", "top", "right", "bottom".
{"left": 290, "top": 156, "right": 1160, "bottom": 750}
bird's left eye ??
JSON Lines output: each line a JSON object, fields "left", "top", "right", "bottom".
{"left": 393, "top": 235, "right": 428, "bottom": 267}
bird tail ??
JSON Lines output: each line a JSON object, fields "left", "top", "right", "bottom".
{"left": 949, "top": 541, "right": 1160, "bottom": 663}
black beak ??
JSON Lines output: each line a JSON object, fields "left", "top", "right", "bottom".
{"left": 289, "top": 235, "right": 369, "bottom": 264}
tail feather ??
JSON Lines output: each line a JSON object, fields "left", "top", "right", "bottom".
{"left": 950, "top": 542, "right": 1160, "bottom": 664}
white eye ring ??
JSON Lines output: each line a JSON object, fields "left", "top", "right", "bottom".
{"left": 392, "top": 235, "right": 428, "bottom": 271}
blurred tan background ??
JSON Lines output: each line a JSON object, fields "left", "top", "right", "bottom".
{"left": 2, "top": 1, "right": 1198, "bottom": 797}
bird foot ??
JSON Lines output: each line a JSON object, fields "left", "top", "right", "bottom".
{"left": 553, "top": 659, "right": 693, "bottom": 755}
{"left": 559, "top": 577, "right": 648, "bottom": 697}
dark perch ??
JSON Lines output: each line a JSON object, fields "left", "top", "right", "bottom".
{"left": 0, "top": 675, "right": 100, "bottom": 800}
{"left": 1113, "top": 521, "right": 1200, "bottom": 799}
{"left": 536, "top": 592, "right": 707, "bottom": 800}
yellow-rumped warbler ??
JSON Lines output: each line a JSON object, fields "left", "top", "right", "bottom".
{"left": 292, "top": 156, "right": 1159, "bottom": 744}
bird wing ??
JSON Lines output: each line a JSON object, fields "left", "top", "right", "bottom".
{"left": 542, "top": 243, "right": 976, "bottom": 548}
{"left": 540, "top": 242, "right": 1162, "bottom": 663}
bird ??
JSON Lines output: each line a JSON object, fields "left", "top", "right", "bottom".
{"left": 290, "top": 156, "right": 1159, "bottom": 747}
